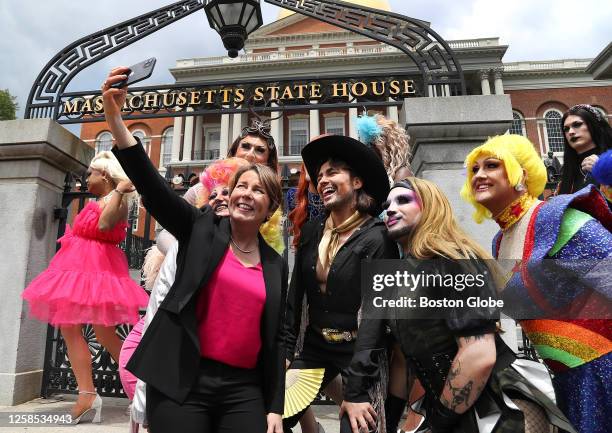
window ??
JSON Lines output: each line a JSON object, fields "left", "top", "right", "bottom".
{"left": 129, "top": 204, "right": 139, "bottom": 233}
{"left": 325, "top": 116, "right": 345, "bottom": 135}
{"left": 199, "top": 127, "right": 220, "bottom": 160}
{"left": 509, "top": 111, "right": 525, "bottom": 136}
{"left": 160, "top": 127, "right": 173, "bottom": 167}
{"left": 95, "top": 132, "right": 113, "bottom": 153}
{"left": 132, "top": 130, "right": 150, "bottom": 155}
{"left": 544, "top": 110, "right": 564, "bottom": 153}
{"left": 289, "top": 118, "right": 309, "bottom": 155}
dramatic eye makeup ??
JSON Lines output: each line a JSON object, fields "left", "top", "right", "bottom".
{"left": 395, "top": 194, "right": 414, "bottom": 205}
{"left": 383, "top": 189, "right": 421, "bottom": 209}
{"left": 209, "top": 188, "right": 229, "bottom": 201}
{"left": 563, "top": 121, "right": 584, "bottom": 133}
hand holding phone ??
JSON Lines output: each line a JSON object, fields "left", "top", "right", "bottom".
{"left": 111, "top": 57, "right": 157, "bottom": 89}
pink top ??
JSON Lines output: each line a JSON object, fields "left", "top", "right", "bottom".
{"left": 196, "top": 248, "right": 266, "bottom": 369}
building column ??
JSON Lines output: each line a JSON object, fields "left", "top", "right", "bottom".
{"left": 493, "top": 67, "right": 505, "bottom": 95}
{"left": 219, "top": 113, "right": 231, "bottom": 158}
{"left": 480, "top": 70, "right": 491, "bottom": 95}
{"left": 387, "top": 98, "right": 399, "bottom": 123}
{"left": 232, "top": 110, "right": 247, "bottom": 142}
{"left": 271, "top": 104, "right": 283, "bottom": 156}
{"left": 182, "top": 110, "right": 195, "bottom": 161}
{"left": 171, "top": 116, "right": 183, "bottom": 162}
{"left": 348, "top": 106, "right": 359, "bottom": 139}
{"left": 309, "top": 102, "right": 320, "bottom": 140}
{"left": 193, "top": 115, "right": 203, "bottom": 160}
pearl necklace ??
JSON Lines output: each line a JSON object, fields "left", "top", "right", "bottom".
{"left": 230, "top": 236, "right": 257, "bottom": 254}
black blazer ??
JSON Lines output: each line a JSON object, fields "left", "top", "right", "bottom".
{"left": 113, "top": 143, "right": 287, "bottom": 414}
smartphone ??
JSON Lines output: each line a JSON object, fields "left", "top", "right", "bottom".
{"left": 111, "top": 57, "right": 156, "bottom": 89}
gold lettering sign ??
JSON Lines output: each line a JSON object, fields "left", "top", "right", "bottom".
{"left": 61, "top": 78, "right": 419, "bottom": 117}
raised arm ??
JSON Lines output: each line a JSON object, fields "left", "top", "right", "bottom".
{"left": 102, "top": 67, "right": 139, "bottom": 151}
{"left": 98, "top": 179, "right": 134, "bottom": 231}
{"left": 102, "top": 68, "right": 197, "bottom": 240}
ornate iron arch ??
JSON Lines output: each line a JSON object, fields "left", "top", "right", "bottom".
{"left": 25, "top": 0, "right": 466, "bottom": 121}
{"left": 264, "top": 0, "right": 466, "bottom": 96}
{"left": 25, "top": 0, "right": 207, "bottom": 120}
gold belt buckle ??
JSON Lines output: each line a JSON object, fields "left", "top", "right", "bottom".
{"left": 321, "top": 328, "right": 353, "bottom": 343}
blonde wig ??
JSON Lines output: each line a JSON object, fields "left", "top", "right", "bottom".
{"left": 89, "top": 151, "right": 129, "bottom": 186}
{"left": 460, "top": 135, "right": 547, "bottom": 223}
{"left": 89, "top": 151, "right": 137, "bottom": 203}
{"left": 398, "top": 177, "right": 493, "bottom": 262}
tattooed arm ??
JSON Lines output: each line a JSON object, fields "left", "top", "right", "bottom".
{"left": 439, "top": 333, "right": 496, "bottom": 414}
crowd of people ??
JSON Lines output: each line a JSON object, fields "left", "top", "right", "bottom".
{"left": 20, "top": 67, "right": 611, "bottom": 433}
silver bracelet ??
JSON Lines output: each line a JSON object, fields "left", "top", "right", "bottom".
{"left": 114, "top": 188, "right": 125, "bottom": 196}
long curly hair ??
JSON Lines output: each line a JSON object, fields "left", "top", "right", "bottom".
{"left": 357, "top": 113, "right": 412, "bottom": 181}
{"left": 288, "top": 164, "right": 310, "bottom": 248}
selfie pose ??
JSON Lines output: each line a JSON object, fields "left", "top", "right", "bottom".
{"left": 119, "top": 158, "right": 249, "bottom": 432}
{"left": 22, "top": 151, "right": 147, "bottom": 424}
{"left": 103, "top": 67, "right": 287, "bottom": 433}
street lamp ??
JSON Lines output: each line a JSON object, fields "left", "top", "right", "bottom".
{"left": 204, "top": 0, "right": 263, "bottom": 58}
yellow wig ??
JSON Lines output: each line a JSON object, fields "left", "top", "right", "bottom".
{"left": 460, "top": 134, "right": 546, "bottom": 223}
{"left": 260, "top": 208, "right": 285, "bottom": 255}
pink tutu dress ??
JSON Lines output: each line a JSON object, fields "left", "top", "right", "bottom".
{"left": 22, "top": 201, "right": 148, "bottom": 326}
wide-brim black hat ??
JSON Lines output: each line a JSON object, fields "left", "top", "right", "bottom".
{"left": 302, "top": 135, "right": 389, "bottom": 215}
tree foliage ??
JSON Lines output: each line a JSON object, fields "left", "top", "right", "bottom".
{"left": 0, "top": 89, "right": 19, "bottom": 120}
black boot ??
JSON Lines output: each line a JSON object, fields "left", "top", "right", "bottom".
{"left": 385, "top": 393, "right": 407, "bottom": 433}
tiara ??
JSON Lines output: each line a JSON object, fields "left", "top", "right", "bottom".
{"left": 569, "top": 104, "right": 605, "bottom": 122}
{"left": 239, "top": 101, "right": 282, "bottom": 145}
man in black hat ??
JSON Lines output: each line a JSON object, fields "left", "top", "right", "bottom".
{"left": 283, "top": 135, "right": 398, "bottom": 432}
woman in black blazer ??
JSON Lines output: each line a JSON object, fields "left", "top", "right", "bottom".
{"left": 102, "top": 67, "right": 286, "bottom": 433}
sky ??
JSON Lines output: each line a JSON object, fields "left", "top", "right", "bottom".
{"left": 1, "top": 0, "right": 610, "bottom": 127}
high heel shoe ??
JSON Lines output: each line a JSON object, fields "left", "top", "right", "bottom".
{"left": 70, "top": 391, "right": 102, "bottom": 424}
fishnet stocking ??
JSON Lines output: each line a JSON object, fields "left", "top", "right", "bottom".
{"left": 511, "top": 398, "right": 554, "bottom": 433}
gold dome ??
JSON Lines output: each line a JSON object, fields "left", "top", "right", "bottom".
{"left": 277, "top": 0, "right": 391, "bottom": 20}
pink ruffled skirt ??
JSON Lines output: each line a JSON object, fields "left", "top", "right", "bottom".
{"left": 22, "top": 228, "right": 148, "bottom": 326}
